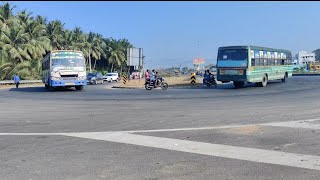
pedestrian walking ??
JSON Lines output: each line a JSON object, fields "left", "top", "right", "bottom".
{"left": 13, "top": 74, "right": 20, "bottom": 88}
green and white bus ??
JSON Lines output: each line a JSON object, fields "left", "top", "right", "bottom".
{"left": 216, "top": 46, "right": 292, "bottom": 88}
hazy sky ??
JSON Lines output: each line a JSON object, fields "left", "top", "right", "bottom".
{"left": 11, "top": 1, "right": 320, "bottom": 68}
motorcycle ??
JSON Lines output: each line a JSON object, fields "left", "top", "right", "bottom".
{"left": 145, "top": 77, "right": 169, "bottom": 90}
{"left": 203, "top": 75, "right": 217, "bottom": 88}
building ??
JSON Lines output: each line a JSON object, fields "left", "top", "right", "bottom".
{"left": 297, "top": 51, "right": 316, "bottom": 65}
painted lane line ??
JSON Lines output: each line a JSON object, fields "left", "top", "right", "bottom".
{"left": 0, "top": 133, "right": 62, "bottom": 136}
{"left": 263, "top": 120, "right": 320, "bottom": 130}
{"left": 62, "top": 132, "right": 320, "bottom": 171}
{"left": 1, "top": 118, "right": 320, "bottom": 136}
{"left": 123, "top": 124, "right": 262, "bottom": 133}
{"left": 123, "top": 118, "right": 320, "bottom": 133}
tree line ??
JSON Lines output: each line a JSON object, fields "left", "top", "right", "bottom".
{"left": 0, "top": 2, "right": 134, "bottom": 80}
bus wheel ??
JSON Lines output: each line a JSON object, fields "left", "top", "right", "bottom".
{"left": 75, "top": 85, "right": 84, "bottom": 91}
{"left": 233, "top": 81, "right": 244, "bottom": 88}
{"left": 281, "top": 72, "right": 288, "bottom": 83}
{"left": 257, "top": 75, "right": 268, "bottom": 87}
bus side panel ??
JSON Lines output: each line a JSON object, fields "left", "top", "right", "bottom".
{"left": 247, "top": 66, "right": 272, "bottom": 83}
{"left": 248, "top": 65, "right": 293, "bottom": 82}
{"left": 42, "top": 53, "right": 51, "bottom": 86}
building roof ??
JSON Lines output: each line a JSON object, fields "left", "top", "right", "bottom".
{"left": 218, "top": 45, "right": 291, "bottom": 54}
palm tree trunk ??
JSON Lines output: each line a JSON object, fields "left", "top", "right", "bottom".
{"left": 93, "top": 59, "right": 97, "bottom": 70}
{"left": 88, "top": 50, "right": 92, "bottom": 72}
{"left": 111, "top": 63, "right": 114, "bottom": 72}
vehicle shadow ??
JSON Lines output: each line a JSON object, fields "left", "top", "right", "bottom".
{"left": 8, "top": 86, "right": 79, "bottom": 93}
{"left": 195, "top": 79, "right": 286, "bottom": 90}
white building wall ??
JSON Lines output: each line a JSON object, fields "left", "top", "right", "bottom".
{"left": 298, "top": 51, "right": 315, "bottom": 65}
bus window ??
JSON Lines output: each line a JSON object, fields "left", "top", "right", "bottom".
{"left": 263, "top": 59, "right": 268, "bottom": 66}
{"left": 251, "top": 59, "right": 255, "bottom": 66}
{"left": 267, "top": 58, "right": 271, "bottom": 66}
{"left": 270, "top": 59, "right": 274, "bottom": 65}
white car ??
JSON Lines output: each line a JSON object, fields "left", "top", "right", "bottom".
{"left": 104, "top": 73, "right": 119, "bottom": 82}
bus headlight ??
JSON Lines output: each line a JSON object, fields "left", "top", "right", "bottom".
{"left": 78, "top": 76, "right": 86, "bottom": 80}
{"left": 51, "top": 76, "right": 60, "bottom": 80}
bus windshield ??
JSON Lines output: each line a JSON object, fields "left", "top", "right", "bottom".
{"left": 217, "top": 49, "right": 248, "bottom": 67}
{"left": 51, "top": 51, "right": 85, "bottom": 70}
{"left": 52, "top": 58, "right": 85, "bottom": 67}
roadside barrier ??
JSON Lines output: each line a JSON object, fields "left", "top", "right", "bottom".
{"left": 190, "top": 73, "right": 196, "bottom": 84}
{"left": 122, "top": 72, "right": 128, "bottom": 84}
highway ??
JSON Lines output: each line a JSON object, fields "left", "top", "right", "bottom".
{"left": 1, "top": 76, "right": 320, "bottom": 179}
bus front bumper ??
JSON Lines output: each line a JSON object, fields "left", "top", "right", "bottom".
{"left": 50, "top": 80, "right": 87, "bottom": 87}
{"left": 217, "top": 75, "right": 247, "bottom": 82}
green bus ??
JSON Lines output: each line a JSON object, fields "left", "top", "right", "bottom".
{"left": 216, "top": 46, "right": 292, "bottom": 88}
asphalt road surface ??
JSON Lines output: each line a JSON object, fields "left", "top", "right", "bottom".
{"left": 1, "top": 77, "right": 320, "bottom": 179}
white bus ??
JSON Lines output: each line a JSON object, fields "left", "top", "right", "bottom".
{"left": 42, "top": 50, "right": 87, "bottom": 90}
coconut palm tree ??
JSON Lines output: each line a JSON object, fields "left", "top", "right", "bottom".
{"left": 108, "top": 40, "right": 126, "bottom": 72}
{"left": 0, "top": 2, "right": 135, "bottom": 80}
{"left": 14, "top": 59, "right": 42, "bottom": 80}
{"left": 0, "top": 23, "right": 31, "bottom": 63}
{"left": 19, "top": 12, "right": 50, "bottom": 60}
{"left": 71, "top": 27, "right": 86, "bottom": 50}
{"left": 85, "top": 32, "right": 106, "bottom": 71}
{"left": 61, "top": 29, "right": 73, "bottom": 50}
{"left": 47, "top": 20, "right": 64, "bottom": 50}
{"left": 0, "top": 2, "right": 16, "bottom": 33}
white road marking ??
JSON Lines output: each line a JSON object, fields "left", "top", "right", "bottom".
{"left": 1, "top": 118, "right": 320, "bottom": 170}
{"left": 263, "top": 119, "right": 320, "bottom": 130}
{"left": 124, "top": 124, "right": 262, "bottom": 133}
{"left": 1, "top": 118, "right": 319, "bottom": 136}
{"left": 124, "top": 118, "right": 320, "bottom": 133}
{"left": 0, "top": 133, "right": 61, "bottom": 136}
{"left": 63, "top": 131, "right": 320, "bottom": 171}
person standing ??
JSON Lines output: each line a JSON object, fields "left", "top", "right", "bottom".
{"left": 13, "top": 74, "right": 20, "bottom": 88}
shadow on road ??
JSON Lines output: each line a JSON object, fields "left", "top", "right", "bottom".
{"left": 177, "top": 80, "right": 286, "bottom": 90}
{"left": 9, "top": 86, "right": 78, "bottom": 93}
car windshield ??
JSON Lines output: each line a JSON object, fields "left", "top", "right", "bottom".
{"left": 87, "top": 73, "right": 97, "bottom": 76}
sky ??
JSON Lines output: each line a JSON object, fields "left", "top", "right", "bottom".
{"left": 11, "top": 1, "right": 320, "bottom": 68}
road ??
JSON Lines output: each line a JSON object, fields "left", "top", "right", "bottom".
{"left": 1, "top": 77, "right": 320, "bottom": 179}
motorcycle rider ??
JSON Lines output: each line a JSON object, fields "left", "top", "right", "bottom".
{"left": 155, "top": 71, "right": 162, "bottom": 85}
{"left": 203, "top": 69, "right": 216, "bottom": 85}
{"left": 145, "top": 69, "right": 150, "bottom": 80}
{"left": 151, "top": 69, "right": 157, "bottom": 87}
{"left": 203, "top": 70, "right": 209, "bottom": 84}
